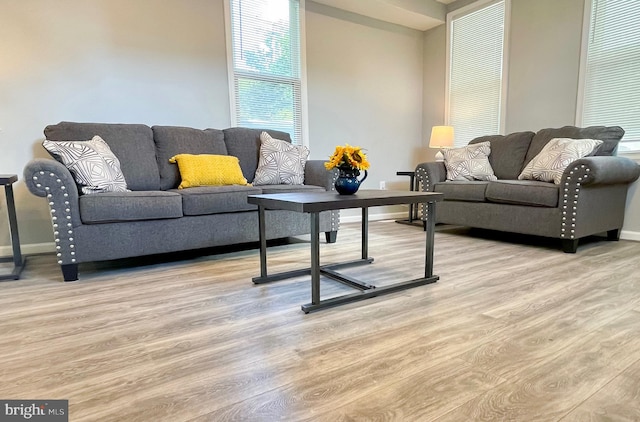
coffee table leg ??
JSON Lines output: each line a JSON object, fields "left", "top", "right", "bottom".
{"left": 258, "top": 205, "right": 267, "bottom": 278}
{"left": 425, "top": 201, "right": 435, "bottom": 278}
{"left": 361, "top": 207, "right": 368, "bottom": 260}
{"left": 310, "top": 212, "right": 321, "bottom": 305}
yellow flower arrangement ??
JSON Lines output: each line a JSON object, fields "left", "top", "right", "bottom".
{"left": 324, "top": 144, "right": 370, "bottom": 171}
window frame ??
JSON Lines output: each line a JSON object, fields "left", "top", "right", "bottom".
{"left": 223, "top": 0, "right": 309, "bottom": 146}
{"left": 576, "top": 0, "right": 640, "bottom": 156}
{"left": 445, "top": 0, "right": 511, "bottom": 147}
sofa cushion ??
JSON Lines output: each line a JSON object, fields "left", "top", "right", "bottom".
{"left": 469, "top": 131, "right": 535, "bottom": 179}
{"left": 443, "top": 142, "right": 497, "bottom": 181}
{"left": 79, "top": 191, "right": 183, "bottom": 223}
{"left": 519, "top": 138, "right": 603, "bottom": 184}
{"left": 222, "top": 128, "right": 293, "bottom": 183}
{"left": 253, "top": 132, "right": 310, "bottom": 185}
{"left": 433, "top": 181, "right": 489, "bottom": 202}
{"left": 525, "top": 125, "right": 625, "bottom": 165}
{"left": 152, "top": 126, "right": 228, "bottom": 190}
{"left": 169, "top": 154, "right": 249, "bottom": 188}
{"left": 175, "top": 185, "right": 262, "bottom": 216}
{"left": 257, "top": 184, "right": 325, "bottom": 194}
{"left": 485, "top": 180, "right": 559, "bottom": 208}
{"left": 44, "top": 122, "right": 160, "bottom": 191}
{"left": 43, "top": 136, "right": 130, "bottom": 195}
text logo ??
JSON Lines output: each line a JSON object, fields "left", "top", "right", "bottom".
{"left": 0, "top": 400, "right": 68, "bottom": 422}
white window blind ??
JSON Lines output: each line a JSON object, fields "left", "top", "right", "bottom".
{"left": 227, "top": 0, "right": 303, "bottom": 144}
{"left": 580, "top": 0, "right": 640, "bottom": 153}
{"left": 447, "top": 0, "right": 506, "bottom": 147}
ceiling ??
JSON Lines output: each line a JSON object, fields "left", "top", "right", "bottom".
{"left": 311, "top": 0, "right": 458, "bottom": 31}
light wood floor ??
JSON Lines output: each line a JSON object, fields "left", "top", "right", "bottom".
{"left": 1, "top": 221, "right": 640, "bottom": 421}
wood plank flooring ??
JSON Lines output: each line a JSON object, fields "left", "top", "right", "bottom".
{"left": 1, "top": 221, "right": 639, "bottom": 421}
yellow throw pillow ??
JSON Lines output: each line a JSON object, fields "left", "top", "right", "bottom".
{"left": 169, "top": 154, "right": 249, "bottom": 189}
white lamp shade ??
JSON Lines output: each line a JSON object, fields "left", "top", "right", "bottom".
{"left": 429, "top": 126, "right": 455, "bottom": 149}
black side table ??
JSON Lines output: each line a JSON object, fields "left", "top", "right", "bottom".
{"left": 395, "top": 171, "right": 426, "bottom": 230}
{"left": 1, "top": 175, "right": 26, "bottom": 280}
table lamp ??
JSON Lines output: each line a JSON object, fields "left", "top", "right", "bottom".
{"left": 429, "top": 126, "right": 454, "bottom": 162}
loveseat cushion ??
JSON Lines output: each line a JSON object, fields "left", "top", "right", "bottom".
{"left": 485, "top": 180, "right": 559, "bottom": 208}
{"left": 223, "top": 128, "right": 293, "bottom": 183}
{"left": 443, "top": 142, "right": 497, "bottom": 181}
{"left": 469, "top": 131, "right": 535, "bottom": 179}
{"left": 153, "top": 126, "right": 228, "bottom": 190}
{"left": 79, "top": 191, "right": 183, "bottom": 223}
{"left": 519, "top": 138, "right": 603, "bottom": 184}
{"left": 433, "top": 181, "right": 489, "bottom": 202}
{"left": 525, "top": 125, "right": 625, "bottom": 165}
{"left": 44, "top": 122, "right": 160, "bottom": 191}
{"left": 175, "top": 185, "right": 262, "bottom": 216}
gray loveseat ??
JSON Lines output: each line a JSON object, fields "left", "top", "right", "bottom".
{"left": 415, "top": 125, "right": 640, "bottom": 252}
{"left": 24, "top": 122, "right": 339, "bottom": 281}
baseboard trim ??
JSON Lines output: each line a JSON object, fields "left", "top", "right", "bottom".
{"left": 0, "top": 242, "right": 54, "bottom": 257}
{"left": 4, "top": 226, "right": 636, "bottom": 257}
{"left": 621, "top": 230, "right": 640, "bottom": 242}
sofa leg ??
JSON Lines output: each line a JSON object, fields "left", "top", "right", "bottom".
{"left": 325, "top": 231, "right": 338, "bottom": 244}
{"left": 562, "top": 239, "right": 579, "bottom": 253}
{"left": 61, "top": 264, "right": 78, "bottom": 282}
{"left": 607, "top": 229, "right": 621, "bottom": 241}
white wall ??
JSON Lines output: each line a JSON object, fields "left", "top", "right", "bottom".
{"left": 0, "top": 0, "right": 428, "bottom": 252}
{"left": 4, "top": 0, "right": 636, "bottom": 253}
{"left": 0, "top": 0, "right": 231, "bottom": 252}
{"left": 421, "top": 24, "right": 447, "bottom": 163}
{"left": 305, "top": 2, "right": 425, "bottom": 218}
{"left": 505, "top": 0, "right": 584, "bottom": 133}
{"left": 424, "top": 0, "right": 640, "bottom": 239}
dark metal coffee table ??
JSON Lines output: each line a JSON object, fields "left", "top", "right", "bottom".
{"left": 248, "top": 189, "right": 443, "bottom": 313}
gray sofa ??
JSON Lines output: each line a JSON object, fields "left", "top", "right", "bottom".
{"left": 415, "top": 125, "right": 640, "bottom": 252}
{"left": 24, "top": 122, "right": 339, "bottom": 281}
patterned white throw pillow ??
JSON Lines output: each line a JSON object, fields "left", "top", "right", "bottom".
{"left": 518, "top": 138, "right": 603, "bottom": 184}
{"left": 443, "top": 141, "right": 497, "bottom": 181}
{"left": 252, "top": 132, "right": 310, "bottom": 185}
{"left": 43, "top": 136, "right": 130, "bottom": 195}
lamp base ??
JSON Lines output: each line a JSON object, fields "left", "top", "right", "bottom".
{"left": 434, "top": 150, "right": 445, "bottom": 162}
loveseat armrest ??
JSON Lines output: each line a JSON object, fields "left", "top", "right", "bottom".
{"left": 304, "top": 160, "right": 338, "bottom": 191}
{"left": 558, "top": 155, "right": 639, "bottom": 249}
{"left": 24, "top": 158, "right": 82, "bottom": 227}
{"left": 561, "top": 156, "right": 640, "bottom": 187}
{"left": 414, "top": 161, "right": 447, "bottom": 192}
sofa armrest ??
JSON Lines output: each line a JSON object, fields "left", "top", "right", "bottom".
{"left": 414, "top": 161, "right": 447, "bottom": 192}
{"left": 24, "top": 158, "right": 82, "bottom": 228}
{"left": 561, "top": 156, "right": 640, "bottom": 186}
{"left": 304, "top": 160, "right": 338, "bottom": 191}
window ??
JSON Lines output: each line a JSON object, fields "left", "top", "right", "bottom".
{"left": 578, "top": 0, "right": 640, "bottom": 153}
{"left": 225, "top": 0, "right": 306, "bottom": 145}
{"left": 446, "top": 0, "right": 508, "bottom": 147}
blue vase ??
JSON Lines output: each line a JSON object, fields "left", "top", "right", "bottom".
{"left": 335, "top": 168, "right": 368, "bottom": 195}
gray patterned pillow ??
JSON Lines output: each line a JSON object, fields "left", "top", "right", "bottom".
{"left": 443, "top": 141, "right": 497, "bottom": 181}
{"left": 253, "top": 132, "right": 310, "bottom": 185}
{"left": 43, "top": 136, "right": 130, "bottom": 194}
{"left": 518, "top": 138, "right": 603, "bottom": 184}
